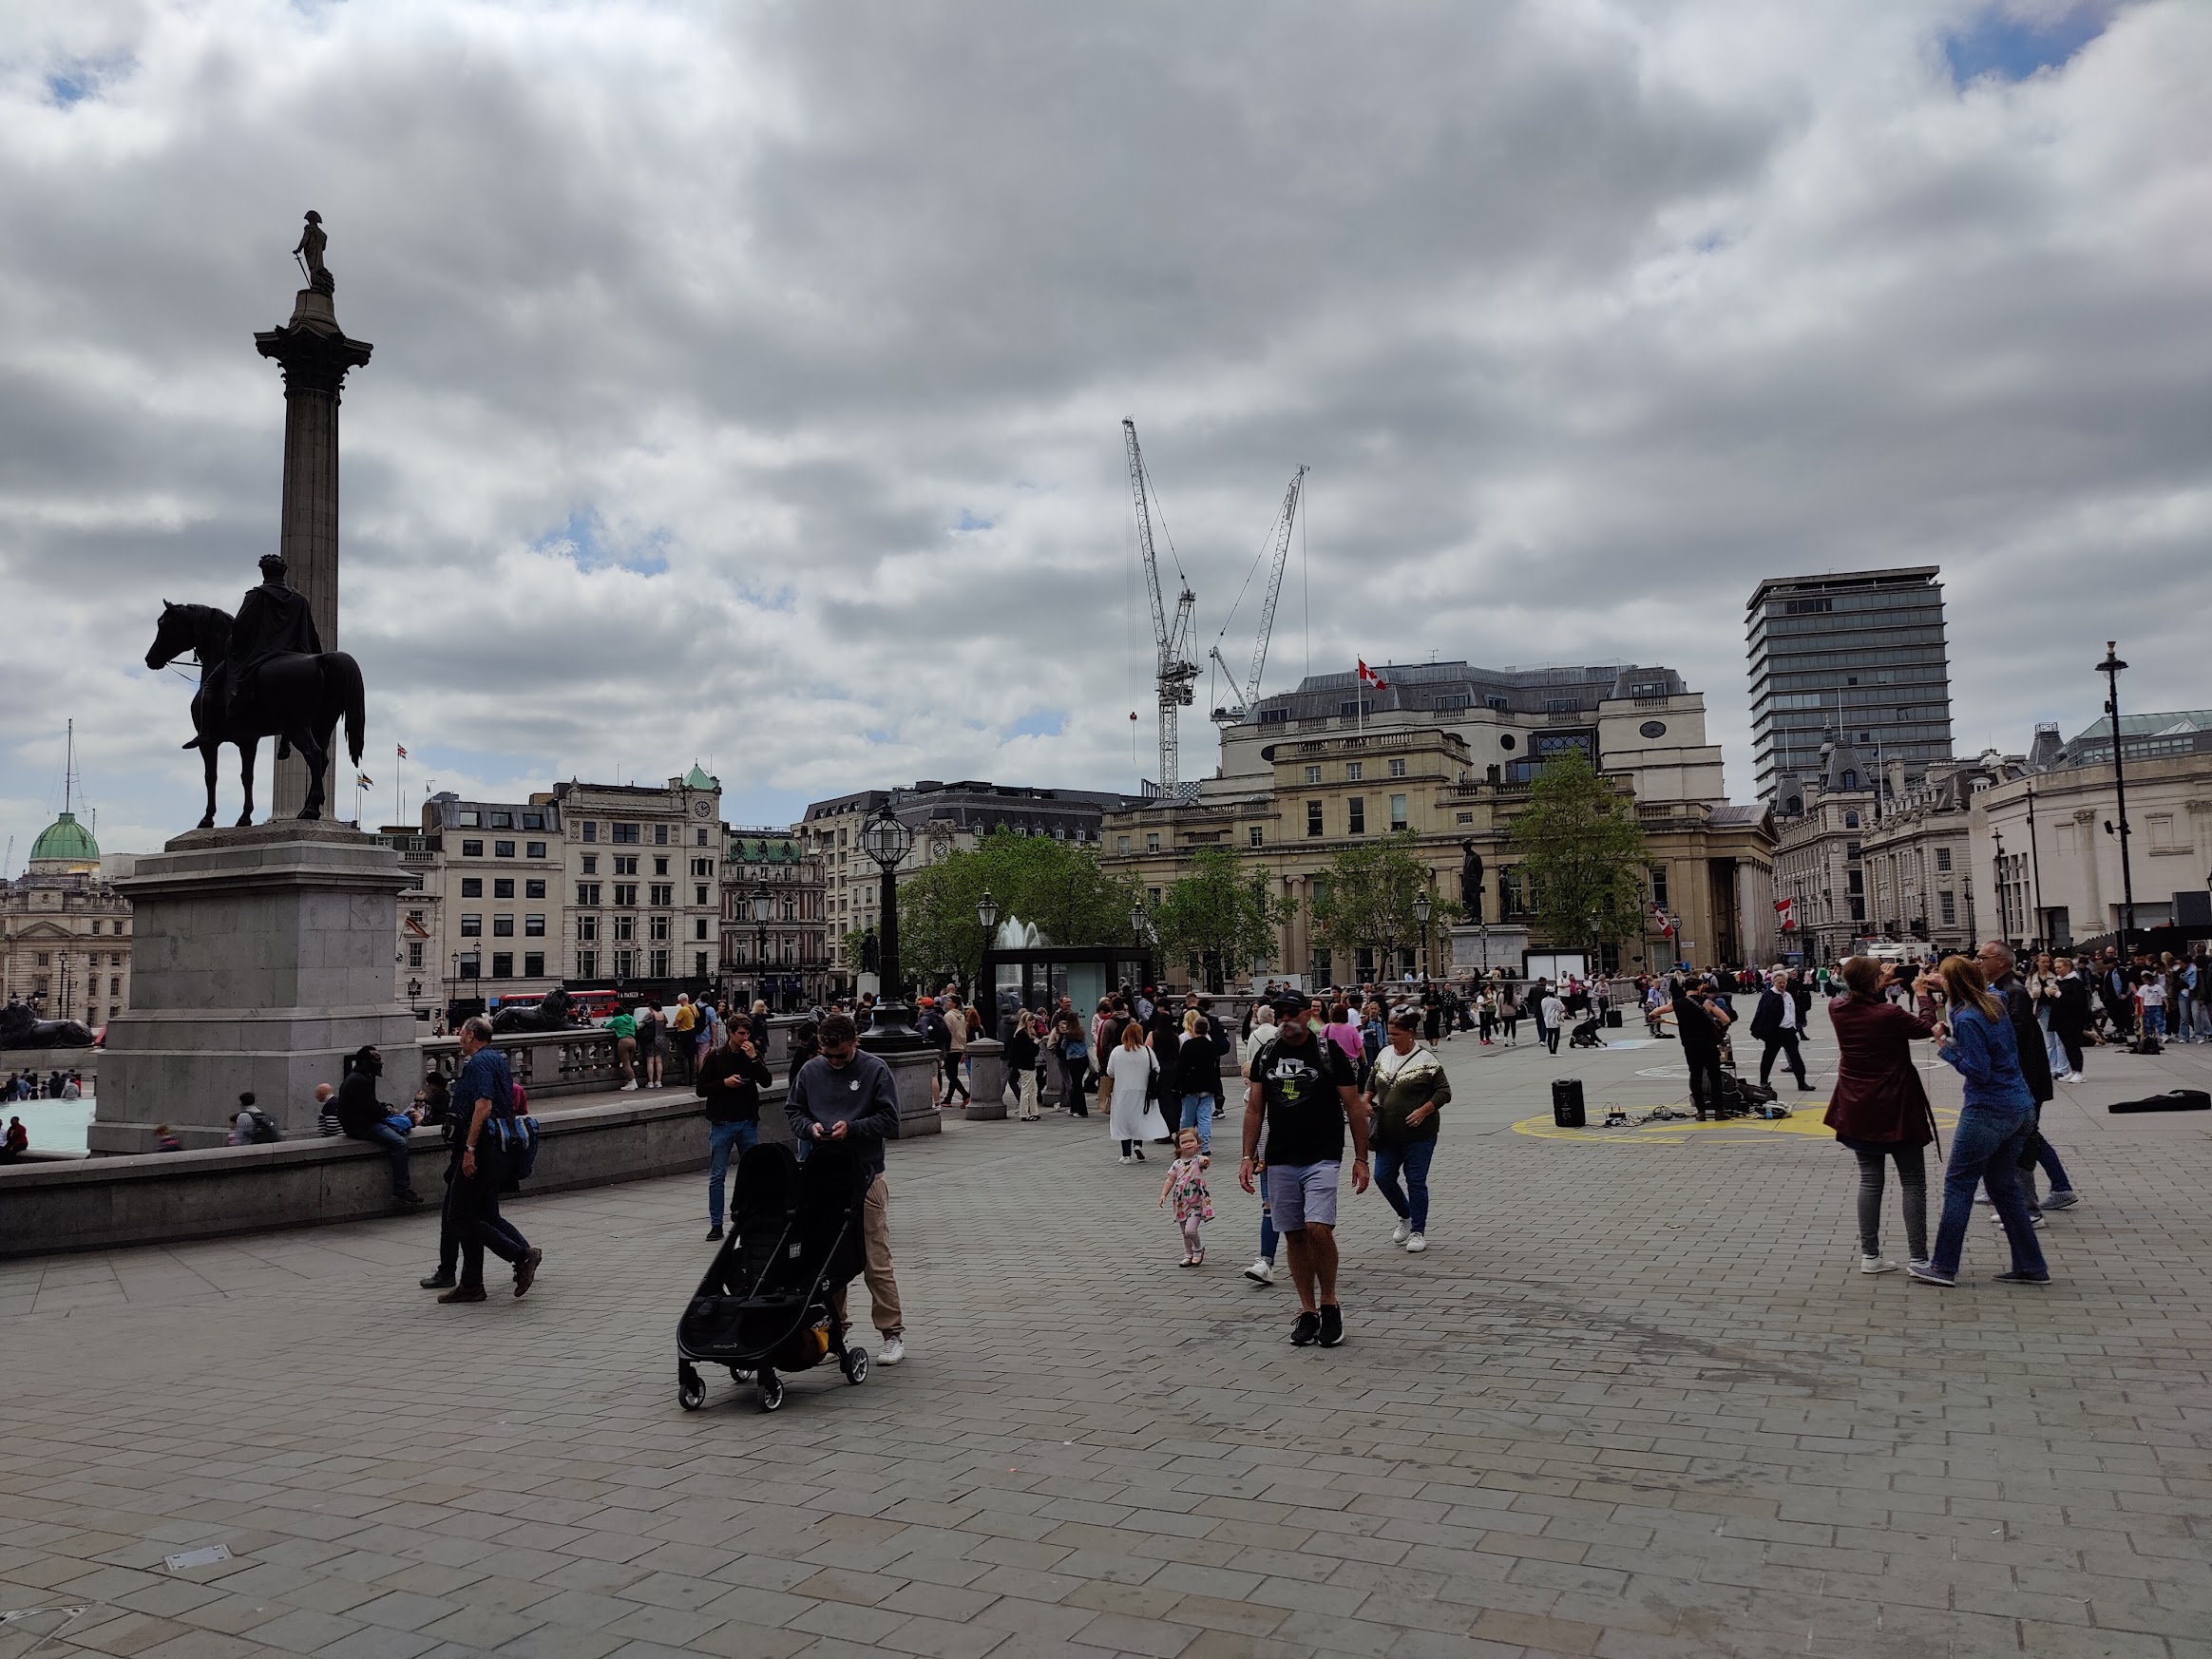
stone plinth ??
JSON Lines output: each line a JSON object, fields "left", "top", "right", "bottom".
{"left": 1451, "top": 924, "right": 1530, "bottom": 976}
{"left": 91, "top": 823, "right": 421, "bottom": 1153}
{"left": 864, "top": 1045, "right": 943, "bottom": 1137}
{"left": 963, "top": 1038, "right": 1008, "bottom": 1120}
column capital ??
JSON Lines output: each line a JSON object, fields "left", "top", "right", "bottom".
{"left": 255, "top": 300, "right": 373, "bottom": 398}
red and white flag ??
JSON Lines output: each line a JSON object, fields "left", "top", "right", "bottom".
{"left": 1357, "top": 658, "right": 1388, "bottom": 691}
{"left": 1775, "top": 896, "right": 1797, "bottom": 931}
{"left": 1652, "top": 904, "right": 1677, "bottom": 939}
{"left": 396, "top": 743, "right": 409, "bottom": 759}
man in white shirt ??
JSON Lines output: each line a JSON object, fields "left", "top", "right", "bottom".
{"left": 1751, "top": 968, "right": 1810, "bottom": 1091}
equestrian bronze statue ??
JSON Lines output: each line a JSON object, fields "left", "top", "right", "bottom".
{"left": 145, "top": 555, "right": 366, "bottom": 828}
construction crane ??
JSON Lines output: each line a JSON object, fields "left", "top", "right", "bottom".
{"left": 1209, "top": 464, "right": 1307, "bottom": 725}
{"left": 1122, "top": 418, "right": 1199, "bottom": 797}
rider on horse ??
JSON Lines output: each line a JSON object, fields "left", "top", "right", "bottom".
{"left": 224, "top": 554, "right": 321, "bottom": 725}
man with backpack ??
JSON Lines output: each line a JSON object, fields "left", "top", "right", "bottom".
{"left": 435, "top": 1016, "right": 542, "bottom": 1305}
{"left": 228, "top": 1091, "right": 282, "bottom": 1145}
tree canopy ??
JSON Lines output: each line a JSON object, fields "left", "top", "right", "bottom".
{"left": 1151, "top": 845, "right": 1295, "bottom": 991}
{"left": 896, "top": 829, "right": 1141, "bottom": 987}
{"left": 1308, "top": 831, "right": 1460, "bottom": 969}
{"left": 1507, "top": 748, "right": 1649, "bottom": 945}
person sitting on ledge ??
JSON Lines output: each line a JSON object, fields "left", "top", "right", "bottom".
{"left": 336, "top": 1046, "right": 425, "bottom": 1208}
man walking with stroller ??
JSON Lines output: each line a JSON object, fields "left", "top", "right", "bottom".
{"left": 785, "top": 1014, "right": 907, "bottom": 1365}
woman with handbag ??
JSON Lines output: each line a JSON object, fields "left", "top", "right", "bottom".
{"left": 1105, "top": 1020, "right": 1161, "bottom": 1162}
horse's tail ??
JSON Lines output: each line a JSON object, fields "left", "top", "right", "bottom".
{"left": 333, "top": 652, "right": 366, "bottom": 766}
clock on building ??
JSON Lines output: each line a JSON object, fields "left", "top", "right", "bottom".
{"left": 692, "top": 799, "right": 711, "bottom": 816}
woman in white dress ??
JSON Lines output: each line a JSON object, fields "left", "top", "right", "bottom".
{"left": 1105, "top": 1020, "right": 1162, "bottom": 1162}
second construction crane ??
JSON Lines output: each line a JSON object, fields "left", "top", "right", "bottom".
{"left": 1210, "top": 465, "right": 1306, "bottom": 726}
{"left": 1123, "top": 418, "right": 1200, "bottom": 797}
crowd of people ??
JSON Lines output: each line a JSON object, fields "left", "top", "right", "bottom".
{"left": 3, "top": 1068, "right": 82, "bottom": 1100}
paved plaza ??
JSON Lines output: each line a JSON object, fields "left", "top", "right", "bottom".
{"left": 4, "top": 1013, "right": 2210, "bottom": 1659}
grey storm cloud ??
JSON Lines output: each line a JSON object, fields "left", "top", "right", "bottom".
{"left": 2, "top": 0, "right": 2206, "bottom": 861}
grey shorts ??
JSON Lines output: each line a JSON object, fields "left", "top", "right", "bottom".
{"left": 1268, "top": 1161, "right": 1341, "bottom": 1231}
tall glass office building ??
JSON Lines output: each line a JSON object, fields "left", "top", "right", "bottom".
{"left": 1746, "top": 566, "right": 1954, "bottom": 810}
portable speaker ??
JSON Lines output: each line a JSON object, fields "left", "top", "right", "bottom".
{"left": 1552, "top": 1077, "right": 1586, "bottom": 1128}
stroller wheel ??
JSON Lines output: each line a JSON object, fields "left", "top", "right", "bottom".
{"left": 677, "top": 1364, "right": 705, "bottom": 1413}
{"left": 843, "top": 1348, "right": 868, "bottom": 1385}
{"left": 758, "top": 1378, "right": 785, "bottom": 1412}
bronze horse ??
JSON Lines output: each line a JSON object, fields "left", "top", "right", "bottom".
{"left": 146, "top": 601, "right": 366, "bottom": 828}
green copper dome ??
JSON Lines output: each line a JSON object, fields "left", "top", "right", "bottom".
{"left": 29, "top": 810, "right": 99, "bottom": 865}
{"left": 684, "top": 763, "right": 717, "bottom": 791}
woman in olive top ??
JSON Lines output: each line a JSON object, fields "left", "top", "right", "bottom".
{"left": 1366, "top": 1010, "right": 1449, "bottom": 1251}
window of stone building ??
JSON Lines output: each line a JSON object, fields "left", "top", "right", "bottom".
{"left": 1249, "top": 826, "right": 1264, "bottom": 847}
{"left": 110, "top": 953, "right": 122, "bottom": 966}
{"left": 524, "top": 952, "right": 545, "bottom": 978}
{"left": 461, "top": 877, "right": 483, "bottom": 898}
{"left": 524, "top": 879, "right": 544, "bottom": 900}
{"left": 1389, "top": 794, "right": 1408, "bottom": 831}
{"left": 614, "top": 949, "right": 634, "bottom": 977}
{"left": 650, "top": 915, "right": 671, "bottom": 942}
{"left": 1346, "top": 762, "right": 1363, "bottom": 781}
{"left": 578, "top": 949, "right": 599, "bottom": 978}
{"left": 1307, "top": 801, "right": 1324, "bottom": 837}
{"left": 493, "top": 916, "right": 514, "bottom": 937}
{"left": 613, "top": 822, "right": 639, "bottom": 844}
{"left": 1936, "top": 847, "right": 1953, "bottom": 872}
{"left": 651, "top": 948, "right": 670, "bottom": 976}
{"left": 459, "top": 952, "right": 480, "bottom": 979}
{"left": 462, "top": 839, "right": 483, "bottom": 858}
{"left": 695, "top": 918, "right": 709, "bottom": 940}
{"left": 1347, "top": 797, "right": 1365, "bottom": 835}
{"left": 522, "top": 812, "right": 544, "bottom": 830}
{"left": 525, "top": 841, "right": 546, "bottom": 859}
{"left": 615, "top": 883, "right": 639, "bottom": 907}
{"left": 578, "top": 915, "right": 599, "bottom": 941}
{"left": 614, "top": 916, "right": 634, "bottom": 942}
{"left": 1116, "top": 835, "right": 1131, "bottom": 853}
{"left": 1939, "top": 891, "right": 1956, "bottom": 925}
{"left": 650, "top": 883, "right": 673, "bottom": 906}
{"left": 493, "top": 840, "right": 515, "bottom": 858}
{"left": 409, "top": 944, "right": 424, "bottom": 969}
{"left": 1304, "top": 765, "right": 1322, "bottom": 783}
{"left": 459, "top": 810, "right": 480, "bottom": 828}
{"left": 1389, "top": 758, "right": 1407, "bottom": 777}
{"left": 492, "top": 953, "right": 513, "bottom": 978}
{"left": 489, "top": 811, "right": 513, "bottom": 829}
{"left": 1146, "top": 833, "right": 1161, "bottom": 851}
{"left": 493, "top": 879, "right": 514, "bottom": 899}
{"left": 460, "top": 915, "right": 481, "bottom": 937}
{"left": 576, "top": 882, "right": 601, "bottom": 906}
{"left": 525, "top": 915, "right": 545, "bottom": 937}
{"left": 655, "top": 825, "right": 670, "bottom": 846}
{"left": 582, "top": 821, "right": 598, "bottom": 842}
{"left": 654, "top": 856, "right": 669, "bottom": 877}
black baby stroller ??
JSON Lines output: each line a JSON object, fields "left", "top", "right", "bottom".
{"left": 677, "top": 1140, "right": 872, "bottom": 1413}
{"left": 1568, "top": 1011, "right": 1608, "bottom": 1049}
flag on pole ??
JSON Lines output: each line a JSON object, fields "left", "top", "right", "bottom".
{"left": 1652, "top": 904, "right": 1677, "bottom": 939}
{"left": 356, "top": 773, "right": 374, "bottom": 790}
{"left": 1775, "top": 896, "right": 1796, "bottom": 932}
{"left": 1356, "top": 658, "right": 1388, "bottom": 691}
{"left": 395, "top": 743, "right": 409, "bottom": 759}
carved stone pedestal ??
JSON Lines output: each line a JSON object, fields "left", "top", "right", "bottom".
{"left": 91, "top": 823, "right": 422, "bottom": 1153}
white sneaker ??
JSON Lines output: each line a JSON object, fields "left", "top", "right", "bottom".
{"left": 1390, "top": 1220, "right": 1410, "bottom": 1246}
{"left": 1243, "top": 1258, "right": 1275, "bottom": 1284}
{"left": 1120, "top": 1154, "right": 1135, "bottom": 1164}
{"left": 620, "top": 1081, "right": 638, "bottom": 1092}
{"left": 2062, "top": 1072, "right": 2083, "bottom": 1084}
{"left": 877, "top": 1334, "right": 904, "bottom": 1365}
{"left": 1859, "top": 1255, "right": 1898, "bottom": 1274}
{"left": 1405, "top": 1232, "right": 1427, "bottom": 1252}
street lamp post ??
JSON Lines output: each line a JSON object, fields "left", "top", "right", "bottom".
{"left": 1414, "top": 892, "right": 1433, "bottom": 981}
{"left": 975, "top": 889, "right": 1001, "bottom": 1035}
{"left": 2098, "top": 641, "right": 2138, "bottom": 963}
{"left": 752, "top": 883, "right": 772, "bottom": 1011}
{"left": 858, "top": 802, "right": 923, "bottom": 1044}
{"left": 1992, "top": 827, "right": 2007, "bottom": 945}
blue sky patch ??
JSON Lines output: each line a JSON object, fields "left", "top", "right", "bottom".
{"left": 1009, "top": 708, "right": 1066, "bottom": 738}
{"left": 534, "top": 507, "right": 669, "bottom": 576}
{"left": 954, "top": 508, "right": 995, "bottom": 532}
{"left": 1943, "top": 4, "right": 2109, "bottom": 86}
{"left": 45, "top": 56, "right": 132, "bottom": 108}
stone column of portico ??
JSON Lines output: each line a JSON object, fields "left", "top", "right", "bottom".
{"left": 255, "top": 288, "right": 372, "bottom": 818}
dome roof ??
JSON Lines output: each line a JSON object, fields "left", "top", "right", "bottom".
{"left": 684, "top": 763, "right": 717, "bottom": 791}
{"left": 29, "top": 810, "right": 99, "bottom": 868}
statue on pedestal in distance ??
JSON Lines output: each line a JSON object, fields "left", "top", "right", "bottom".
{"left": 1459, "top": 842, "right": 1484, "bottom": 925}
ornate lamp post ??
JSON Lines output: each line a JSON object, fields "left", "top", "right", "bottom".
{"left": 975, "top": 890, "right": 1001, "bottom": 1032}
{"left": 1413, "top": 892, "right": 1433, "bottom": 981}
{"left": 1992, "top": 827, "right": 2007, "bottom": 945}
{"left": 2098, "top": 641, "right": 2138, "bottom": 963}
{"left": 751, "top": 883, "right": 772, "bottom": 1010}
{"left": 858, "top": 802, "right": 922, "bottom": 1044}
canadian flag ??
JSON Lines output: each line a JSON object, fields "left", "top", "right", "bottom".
{"left": 1357, "top": 658, "right": 1388, "bottom": 691}
{"left": 1775, "top": 896, "right": 1797, "bottom": 931}
{"left": 1652, "top": 904, "right": 1677, "bottom": 938}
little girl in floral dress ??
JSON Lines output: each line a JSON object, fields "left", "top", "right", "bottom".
{"left": 1158, "top": 1127, "right": 1213, "bottom": 1266}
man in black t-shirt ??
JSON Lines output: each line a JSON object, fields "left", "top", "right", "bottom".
{"left": 1238, "top": 996, "right": 1369, "bottom": 1348}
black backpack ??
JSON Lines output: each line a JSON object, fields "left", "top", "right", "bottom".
{"left": 246, "top": 1107, "right": 283, "bottom": 1144}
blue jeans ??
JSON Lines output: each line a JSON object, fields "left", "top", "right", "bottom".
{"left": 1259, "top": 1184, "right": 1278, "bottom": 1263}
{"left": 1933, "top": 1104, "right": 2047, "bottom": 1279}
{"left": 706, "top": 1118, "right": 759, "bottom": 1227}
{"left": 354, "top": 1121, "right": 417, "bottom": 1197}
{"left": 1372, "top": 1138, "right": 1436, "bottom": 1231}
{"left": 1180, "top": 1094, "right": 1213, "bottom": 1154}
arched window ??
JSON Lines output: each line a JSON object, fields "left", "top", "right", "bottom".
{"left": 1840, "top": 770, "right": 1859, "bottom": 791}
{"left": 1785, "top": 795, "right": 1802, "bottom": 814}
{"left": 1844, "top": 810, "right": 1860, "bottom": 829}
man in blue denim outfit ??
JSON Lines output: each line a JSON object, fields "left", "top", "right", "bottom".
{"left": 1911, "top": 960, "right": 2050, "bottom": 1288}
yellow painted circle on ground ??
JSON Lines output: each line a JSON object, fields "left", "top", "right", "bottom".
{"left": 1512, "top": 1104, "right": 1961, "bottom": 1146}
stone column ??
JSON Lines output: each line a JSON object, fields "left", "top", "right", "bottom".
{"left": 963, "top": 1038, "right": 1007, "bottom": 1120}
{"left": 255, "top": 289, "right": 372, "bottom": 818}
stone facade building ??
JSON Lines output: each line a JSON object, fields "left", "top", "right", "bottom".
{"left": 721, "top": 829, "right": 829, "bottom": 1010}
{"left": 1770, "top": 741, "right": 1879, "bottom": 967}
{"left": 2, "top": 811, "right": 133, "bottom": 1029}
{"left": 1102, "top": 724, "right": 1774, "bottom": 985}
{"left": 551, "top": 769, "right": 724, "bottom": 1001}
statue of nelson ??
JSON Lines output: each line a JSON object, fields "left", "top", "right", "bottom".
{"left": 226, "top": 554, "right": 322, "bottom": 720}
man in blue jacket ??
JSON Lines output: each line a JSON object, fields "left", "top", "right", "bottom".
{"left": 785, "top": 1014, "right": 906, "bottom": 1365}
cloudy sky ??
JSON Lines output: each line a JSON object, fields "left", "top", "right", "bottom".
{"left": 3, "top": 0, "right": 2206, "bottom": 861}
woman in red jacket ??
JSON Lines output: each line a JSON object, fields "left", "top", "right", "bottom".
{"left": 1823, "top": 956, "right": 1943, "bottom": 1274}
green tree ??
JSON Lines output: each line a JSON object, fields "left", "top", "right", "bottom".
{"left": 1507, "top": 748, "right": 1648, "bottom": 949}
{"left": 1152, "top": 846, "right": 1296, "bottom": 991}
{"left": 1308, "top": 832, "right": 1461, "bottom": 976}
{"left": 896, "top": 829, "right": 1142, "bottom": 987}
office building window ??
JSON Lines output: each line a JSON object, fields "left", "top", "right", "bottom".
{"left": 489, "top": 810, "right": 512, "bottom": 829}
{"left": 655, "top": 825, "right": 669, "bottom": 846}
{"left": 581, "top": 855, "right": 597, "bottom": 875}
{"left": 576, "top": 883, "right": 601, "bottom": 906}
{"left": 615, "top": 949, "right": 635, "bottom": 977}
{"left": 650, "top": 915, "right": 671, "bottom": 942}
{"left": 1939, "top": 891, "right": 1956, "bottom": 925}
{"left": 1347, "top": 797, "right": 1365, "bottom": 835}
{"left": 1650, "top": 866, "right": 1669, "bottom": 907}
{"left": 494, "top": 839, "right": 516, "bottom": 858}
{"left": 651, "top": 948, "right": 670, "bottom": 975}
{"left": 1936, "top": 847, "right": 1953, "bottom": 872}
{"left": 692, "top": 858, "right": 715, "bottom": 877}
{"left": 487, "top": 915, "right": 511, "bottom": 937}
{"left": 694, "top": 918, "right": 709, "bottom": 940}
{"left": 615, "top": 855, "right": 638, "bottom": 875}
{"left": 490, "top": 952, "right": 514, "bottom": 979}
{"left": 1305, "top": 765, "right": 1323, "bottom": 784}
{"left": 1307, "top": 800, "right": 1324, "bottom": 837}
{"left": 1346, "top": 762, "right": 1363, "bottom": 781}
{"left": 695, "top": 885, "right": 709, "bottom": 905}
{"left": 654, "top": 856, "right": 670, "bottom": 877}
{"left": 696, "top": 828, "right": 708, "bottom": 847}
{"left": 1116, "top": 836, "right": 1131, "bottom": 853}
{"left": 1389, "top": 793, "right": 1407, "bottom": 831}
{"left": 578, "top": 915, "right": 599, "bottom": 942}
{"left": 461, "top": 839, "right": 484, "bottom": 858}
{"left": 613, "top": 822, "right": 639, "bottom": 844}
{"left": 457, "top": 951, "right": 480, "bottom": 979}
{"left": 461, "top": 877, "right": 483, "bottom": 898}
{"left": 460, "top": 914, "right": 482, "bottom": 937}
{"left": 408, "top": 943, "right": 424, "bottom": 969}
{"left": 650, "top": 883, "right": 673, "bottom": 906}
{"left": 524, "top": 951, "right": 544, "bottom": 977}
{"left": 614, "top": 883, "right": 639, "bottom": 907}
{"left": 696, "top": 950, "right": 709, "bottom": 975}
{"left": 525, "top": 879, "right": 546, "bottom": 900}
{"left": 525, "top": 840, "right": 546, "bottom": 859}
{"left": 578, "top": 949, "right": 599, "bottom": 978}
{"left": 522, "top": 811, "right": 544, "bottom": 830}
{"left": 1249, "top": 826, "right": 1264, "bottom": 847}
{"left": 1388, "top": 758, "right": 1407, "bottom": 777}
{"left": 582, "top": 821, "right": 597, "bottom": 842}
{"left": 614, "top": 916, "right": 635, "bottom": 941}
{"left": 1146, "top": 833, "right": 1160, "bottom": 851}
{"left": 458, "top": 810, "right": 481, "bottom": 829}
{"left": 493, "top": 878, "right": 514, "bottom": 899}
{"left": 524, "top": 914, "right": 546, "bottom": 937}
